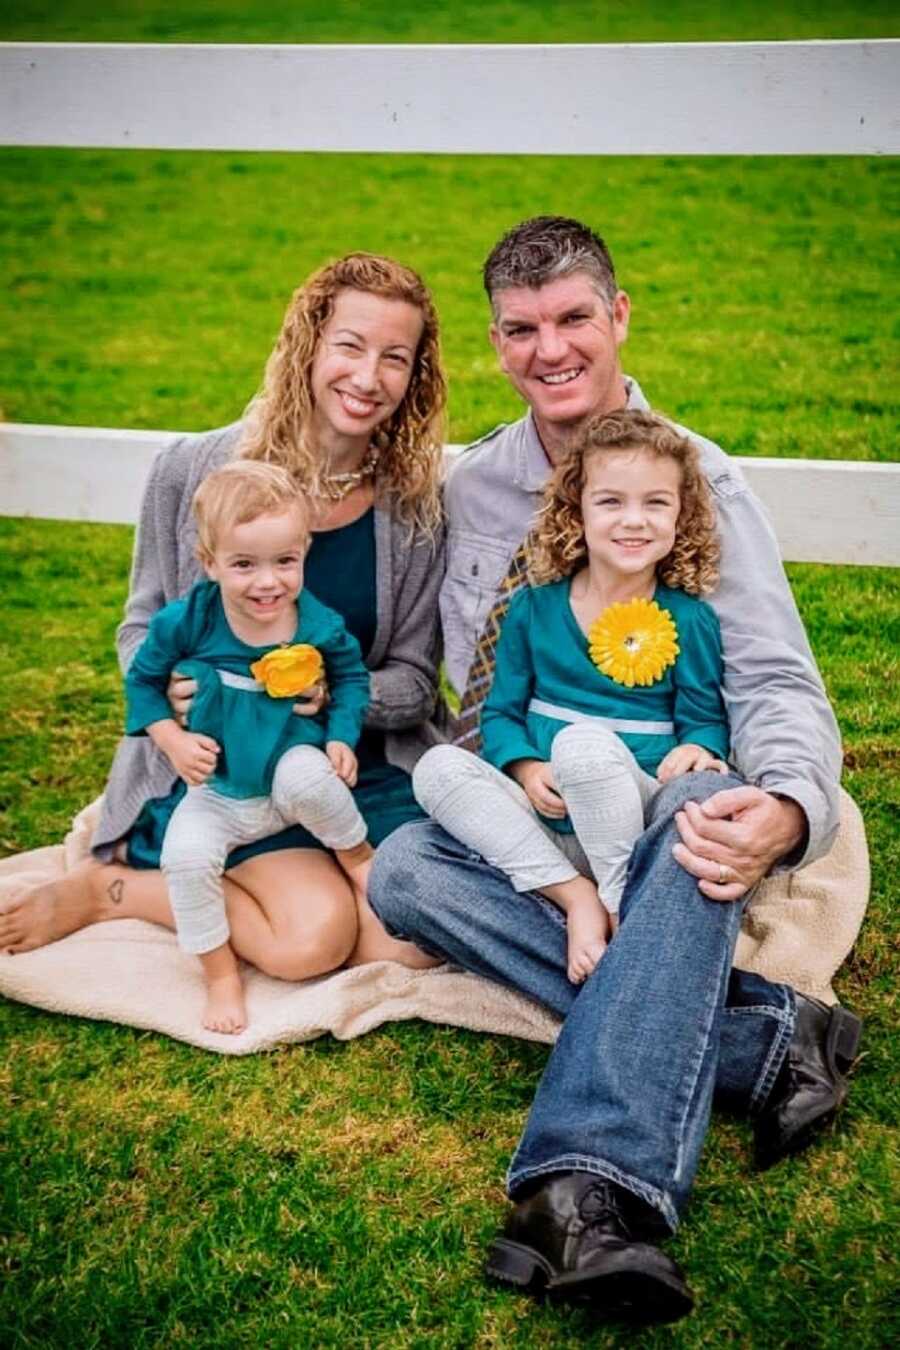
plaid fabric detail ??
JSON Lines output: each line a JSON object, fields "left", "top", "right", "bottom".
{"left": 450, "top": 543, "right": 530, "bottom": 755}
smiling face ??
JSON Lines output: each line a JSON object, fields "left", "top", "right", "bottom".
{"left": 309, "top": 288, "right": 425, "bottom": 460}
{"left": 202, "top": 504, "right": 308, "bottom": 643}
{"left": 580, "top": 447, "right": 682, "bottom": 589}
{"left": 490, "top": 272, "right": 630, "bottom": 460}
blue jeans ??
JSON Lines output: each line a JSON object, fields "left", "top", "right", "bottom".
{"left": 368, "top": 771, "right": 795, "bottom": 1234}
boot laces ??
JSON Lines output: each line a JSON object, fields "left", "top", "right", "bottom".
{"left": 578, "top": 1180, "right": 632, "bottom": 1239}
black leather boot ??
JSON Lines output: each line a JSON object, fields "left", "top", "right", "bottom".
{"left": 486, "top": 1171, "right": 693, "bottom": 1323}
{"left": 754, "top": 994, "right": 862, "bottom": 1170}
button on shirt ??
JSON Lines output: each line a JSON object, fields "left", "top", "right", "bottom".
{"left": 439, "top": 377, "right": 842, "bottom": 868}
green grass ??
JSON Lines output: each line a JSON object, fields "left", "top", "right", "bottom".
{"left": 2, "top": 3, "right": 899, "bottom": 1346}
{"left": 3, "top": 0, "right": 899, "bottom": 44}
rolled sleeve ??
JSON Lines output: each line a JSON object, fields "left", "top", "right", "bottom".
{"left": 703, "top": 460, "right": 842, "bottom": 866}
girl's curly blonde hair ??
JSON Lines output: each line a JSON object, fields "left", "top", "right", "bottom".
{"left": 528, "top": 409, "right": 720, "bottom": 595}
{"left": 238, "top": 253, "right": 446, "bottom": 535}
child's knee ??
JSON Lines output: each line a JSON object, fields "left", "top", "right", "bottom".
{"left": 412, "top": 743, "right": 475, "bottom": 814}
{"left": 271, "top": 744, "right": 335, "bottom": 814}
{"left": 551, "top": 722, "right": 630, "bottom": 782}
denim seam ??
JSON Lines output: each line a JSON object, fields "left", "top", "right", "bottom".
{"left": 670, "top": 913, "right": 736, "bottom": 1187}
{"left": 748, "top": 996, "right": 796, "bottom": 1115}
{"left": 506, "top": 1155, "right": 678, "bottom": 1234}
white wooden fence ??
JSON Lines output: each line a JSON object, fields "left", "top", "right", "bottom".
{"left": 2, "top": 40, "right": 899, "bottom": 565}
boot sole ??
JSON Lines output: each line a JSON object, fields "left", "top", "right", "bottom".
{"left": 486, "top": 1237, "right": 694, "bottom": 1324}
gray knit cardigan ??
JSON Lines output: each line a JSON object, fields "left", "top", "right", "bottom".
{"left": 93, "top": 423, "right": 445, "bottom": 856}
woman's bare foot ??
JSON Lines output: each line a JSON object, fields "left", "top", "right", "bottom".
{"left": 0, "top": 858, "right": 112, "bottom": 954}
{"left": 347, "top": 889, "right": 442, "bottom": 970}
{"left": 565, "top": 893, "right": 610, "bottom": 984}
{"left": 202, "top": 970, "right": 247, "bottom": 1034}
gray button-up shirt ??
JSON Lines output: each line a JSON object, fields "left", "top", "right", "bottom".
{"left": 440, "top": 377, "right": 841, "bottom": 867}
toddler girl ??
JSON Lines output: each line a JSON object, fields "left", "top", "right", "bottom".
{"left": 125, "top": 461, "right": 370, "bottom": 1033}
{"left": 414, "top": 409, "right": 729, "bottom": 984}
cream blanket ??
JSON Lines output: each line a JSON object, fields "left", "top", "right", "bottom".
{"left": 0, "top": 792, "right": 868, "bottom": 1056}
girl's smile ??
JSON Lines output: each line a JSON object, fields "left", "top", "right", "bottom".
{"left": 580, "top": 447, "right": 682, "bottom": 594}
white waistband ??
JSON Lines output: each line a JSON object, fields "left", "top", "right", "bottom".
{"left": 528, "top": 697, "right": 674, "bottom": 736}
{"left": 217, "top": 669, "right": 265, "bottom": 692}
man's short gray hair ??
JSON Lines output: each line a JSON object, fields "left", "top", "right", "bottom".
{"left": 483, "top": 215, "right": 619, "bottom": 315}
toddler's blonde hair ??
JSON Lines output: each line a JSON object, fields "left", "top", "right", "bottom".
{"left": 192, "top": 461, "right": 311, "bottom": 561}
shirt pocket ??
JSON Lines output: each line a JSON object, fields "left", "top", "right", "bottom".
{"left": 441, "top": 530, "right": 514, "bottom": 657}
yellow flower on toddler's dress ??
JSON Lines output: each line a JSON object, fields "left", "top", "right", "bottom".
{"left": 250, "top": 644, "right": 324, "bottom": 698}
{"left": 588, "top": 599, "right": 679, "bottom": 688}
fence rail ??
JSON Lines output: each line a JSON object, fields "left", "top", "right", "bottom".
{"left": 2, "top": 41, "right": 898, "bottom": 559}
{"left": 1, "top": 40, "right": 898, "bottom": 155}
{"left": 2, "top": 423, "right": 898, "bottom": 567}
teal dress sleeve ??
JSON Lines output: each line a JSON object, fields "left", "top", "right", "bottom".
{"left": 672, "top": 599, "right": 730, "bottom": 761}
{"left": 300, "top": 596, "right": 370, "bottom": 748}
{"left": 481, "top": 589, "right": 544, "bottom": 772}
{"left": 124, "top": 594, "right": 194, "bottom": 734}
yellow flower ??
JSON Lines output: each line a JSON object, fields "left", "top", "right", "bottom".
{"left": 250, "top": 644, "right": 324, "bottom": 698}
{"left": 588, "top": 599, "right": 680, "bottom": 688}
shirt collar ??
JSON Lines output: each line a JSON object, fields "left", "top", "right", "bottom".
{"left": 517, "top": 374, "right": 649, "bottom": 491}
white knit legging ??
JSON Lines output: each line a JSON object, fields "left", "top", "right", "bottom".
{"left": 160, "top": 744, "right": 367, "bottom": 955}
{"left": 412, "top": 724, "right": 660, "bottom": 915}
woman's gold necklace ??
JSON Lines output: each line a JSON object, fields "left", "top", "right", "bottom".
{"left": 317, "top": 442, "right": 380, "bottom": 502}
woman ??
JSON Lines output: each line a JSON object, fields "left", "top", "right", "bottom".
{"left": 1, "top": 253, "right": 445, "bottom": 975}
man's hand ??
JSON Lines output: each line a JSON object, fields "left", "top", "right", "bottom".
{"left": 672, "top": 786, "right": 806, "bottom": 902}
{"left": 326, "top": 740, "right": 358, "bottom": 787}
{"left": 149, "top": 719, "right": 219, "bottom": 787}
{"left": 509, "top": 758, "right": 567, "bottom": 819}
{"left": 166, "top": 671, "right": 198, "bottom": 727}
{"left": 293, "top": 680, "right": 329, "bottom": 718}
{"left": 657, "top": 742, "right": 729, "bottom": 783}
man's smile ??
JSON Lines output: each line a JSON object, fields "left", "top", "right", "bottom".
{"left": 537, "top": 367, "right": 583, "bottom": 386}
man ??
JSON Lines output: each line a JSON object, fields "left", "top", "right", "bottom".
{"left": 368, "top": 217, "right": 864, "bottom": 1322}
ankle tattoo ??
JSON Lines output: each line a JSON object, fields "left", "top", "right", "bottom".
{"left": 107, "top": 879, "right": 125, "bottom": 906}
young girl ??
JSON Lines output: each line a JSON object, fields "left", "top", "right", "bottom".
{"left": 126, "top": 461, "right": 371, "bottom": 1033}
{"left": 413, "top": 409, "right": 729, "bottom": 984}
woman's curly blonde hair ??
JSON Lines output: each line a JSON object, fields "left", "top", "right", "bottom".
{"left": 238, "top": 252, "right": 446, "bottom": 535}
{"left": 528, "top": 409, "right": 720, "bottom": 595}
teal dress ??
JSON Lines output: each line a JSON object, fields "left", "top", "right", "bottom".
{"left": 127, "top": 508, "right": 426, "bottom": 868}
{"left": 481, "top": 579, "right": 730, "bottom": 836}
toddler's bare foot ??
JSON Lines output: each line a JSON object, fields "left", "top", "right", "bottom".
{"left": 202, "top": 971, "right": 247, "bottom": 1035}
{"left": 0, "top": 858, "right": 110, "bottom": 954}
{"left": 566, "top": 894, "right": 610, "bottom": 984}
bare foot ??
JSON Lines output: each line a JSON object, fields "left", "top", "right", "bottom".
{"left": 0, "top": 858, "right": 110, "bottom": 954}
{"left": 202, "top": 970, "right": 247, "bottom": 1035}
{"left": 346, "top": 889, "right": 442, "bottom": 970}
{"left": 566, "top": 893, "right": 610, "bottom": 984}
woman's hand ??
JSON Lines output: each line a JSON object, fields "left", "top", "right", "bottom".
{"left": 167, "top": 671, "right": 198, "bottom": 727}
{"left": 657, "top": 743, "right": 729, "bottom": 783}
{"left": 509, "top": 758, "right": 567, "bottom": 819}
{"left": 292, "top": 680, "right": 330, "bottom": 717}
